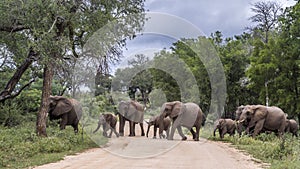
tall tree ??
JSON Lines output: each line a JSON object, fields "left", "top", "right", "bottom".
{"left": 1, "top": 0, "right": 145, "bottom": 136}
{"left": 249, "top": 1, "right": 282, "bottom": 43}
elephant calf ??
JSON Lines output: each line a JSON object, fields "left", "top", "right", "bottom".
{"left": 93, "top": 113, "right": 119, "bottom": 138}
{"left": 285, "top": 119, "right": 299, "bottom": 137}
{"left": 213, "top": 118, "right": 236, "bottom": 139}
{"left": 146, "top": 115, "right": 171, "bottom": 139}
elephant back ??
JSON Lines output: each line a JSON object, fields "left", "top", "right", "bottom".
{"left": 180, "top": 102, "right": 202, "bottom": 128}
{"left": 118, "top": 100, "right": 144, "bottom": 123}
{"left": 70, "top": 98, "right": 83, "bottom": 119}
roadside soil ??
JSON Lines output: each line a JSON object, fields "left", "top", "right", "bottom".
{"left": 33, "top": 123, "right": 269, "bottom": 169}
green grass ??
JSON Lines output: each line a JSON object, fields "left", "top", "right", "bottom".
{"left": 207, "top": 129, "right": 300, "bottom": 169}
{"left": 0, "top": 122, "right": 107, "bottom": 169}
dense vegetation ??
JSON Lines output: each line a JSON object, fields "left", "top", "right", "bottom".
{"left": 208, "top": 132, "right": 300, "bottom": 169}
{"left": 0, "top": 0, "right": 299, "bottom": 168}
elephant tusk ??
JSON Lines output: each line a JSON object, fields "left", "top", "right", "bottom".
{"left": 238, "top": 119, "right": 245, "bottom": 123}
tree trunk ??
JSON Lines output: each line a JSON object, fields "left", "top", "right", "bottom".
{"left": 36, "top": 63, "right": 53, "bottom": 137}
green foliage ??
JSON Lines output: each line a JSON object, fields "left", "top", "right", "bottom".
{"left": 0, "top": 101, "right": 28, "bottom": 127}
{"left": 0, "top": 122, "right": 102, "bottom": 169}
{"left": 208, "top": 133, "right": 300, "bottom": 169}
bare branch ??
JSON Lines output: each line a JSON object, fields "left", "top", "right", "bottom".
{"left": 0, "top": 25, "right": 29, "bottom": 33}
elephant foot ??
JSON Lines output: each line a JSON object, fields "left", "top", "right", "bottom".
{"left": 182, "top": 136, "right": 187, "bottom": 141}
{"left": 129, "top": 134, "right": 135, "bottom": 137}
{"left": 116, "top": 133, "right": 120, "bottom": 137}
{"left": 119, "top": 133, "right": 124, "bottom": 137}
{"left": 194, "top": 138, "right": 199, "bottom": 141}
{"left": 167, "top": 137, "right": 173, "bottom": 140}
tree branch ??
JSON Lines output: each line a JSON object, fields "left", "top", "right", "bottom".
{"left": 0, "top": 25, "right": 29, "bottom": 33}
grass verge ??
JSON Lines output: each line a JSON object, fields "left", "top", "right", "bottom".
{"left": 0, "top": 122, "right": 107, "bottom": 169}
{"left": 206, "top": 128, "right": 300, "bottom": 169}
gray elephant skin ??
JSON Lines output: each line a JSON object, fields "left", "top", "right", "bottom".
{"left": 93, "top": 113, "right": 119, "bottom": 138}
{"left": 238, "top": 105, "right": 286, "bottom": 138}
{"left": 285, "top": 119, "right": 298, "bottom": 137}
{"left": 118, "top": 100, "right": 145, "bottom": 137}
{"left": 48, "top": 95, "right": 82, "bottom": 133}
{"left": 213, "top": 118, "right": 236, "bottom": 139}
{"left": 158, "top": 101, "right": 205, "bottom": 141}
{"left": 146, "top": 115, "right": 171, "bottom": 139}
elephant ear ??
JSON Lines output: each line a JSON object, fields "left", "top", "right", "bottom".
{"left": 251, "top": 105, "right": 267, "bottom": 122}
{"left": 219, "top": 119, "right": 225, "bottom": 125}
{"left": 104, "top": 114, "right": 112, "bottom": 123}
{"left": 50, "top": 97, "right": 73, "bottom": 116}
{"left": 130, "top": 100, "right": 144, "bottom": 112}
{"left": 168, "top": 101, "right": 182, "bottom": 118}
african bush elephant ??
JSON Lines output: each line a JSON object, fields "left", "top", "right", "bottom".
{"left": 235, "top": 105, "right": 251, "bottom": 136}
{"left": 93, "top": 113, "right": 119, "bottom": 138}
{"left": 158, "top": 101, "right": 205, "bottom": 141}
{"left": 118, "top": 100, "right": 145, "bottom": 137}
{"left": 238, "top": 105, "right": 286, "bottom": 138}
{"left": 285, "top": 119, "right": 298, "bottom": 137}
{"left": 48, "top": 95, "right": 82, "bottom": 133}
{"left": 213, "top": 118, "right": 236, "bottom": 139}
{"left": 146, "top": 115, "right": 171, "bottom": 139}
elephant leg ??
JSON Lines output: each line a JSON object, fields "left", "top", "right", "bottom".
{"left": 190, "top": 128, "right": 196, "bottom": 139}
{"left": 108, "top": 126, "right": 113, "bottom": 138}
{"left": 113, "top": 127, "right": 119, "bottom": 137}
{"left": 168, "top": 124, "right": 176, "bottom": 140}
{"left": 221, "top": 128, "right": 227, "bottom": 139}
{"left": 252, "top": 120, "right": 265, "bottom": 138}
{"left": 60, "top": 114, "right": 68, "bottom": 130}
{"left": 166, "top": 128, "right": 170, "bottom": 139}
{"left": 72, "top": 123, "right": 79, "bottom": 134}
{"left": 129, "top": 121, "right": 135, "bottom": 136}
{"left": 177, "top": 126, "right": 187, "bottom": 141}
{"left": 153, "top": 126, "right": 157, "bottom": 139}
{"left": 194, "top": 126, "right": 200, "bottom": 141}
{"left": 140, "top": 122, "right": 145, "bottom": 136}
{"left": 119, "top": 115, "right": 125, "bottom": 136}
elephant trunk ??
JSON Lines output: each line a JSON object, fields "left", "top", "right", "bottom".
{"left": 93, "top": 122, "right": 101, "bottom": 133}
{"left": 213, "top": 126, "right": 218, "bottom": 137}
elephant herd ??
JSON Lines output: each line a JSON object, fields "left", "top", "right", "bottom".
{"left": 214, "top": 105, "right": 299, "bottom": 139}
{"left": 95, "top": 100, "right": 206, "bottom": 141}
{"left": 47, "top": 96, "right": 298, "bottom": 140}
{"left": 47, "top": 96, "right": 206, "bottom": 141}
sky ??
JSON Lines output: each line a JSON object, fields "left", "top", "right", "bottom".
{"left": 114, "top": 0, "right": 297, "bottom": 71}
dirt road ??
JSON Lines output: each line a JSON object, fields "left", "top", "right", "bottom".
{"left": 34, "top": 130, "right": 268, "bottom": 169}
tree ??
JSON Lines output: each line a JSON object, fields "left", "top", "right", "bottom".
{"left": 249, "top": 1, "right": 282, "bottom": 43}
{"left": 1, "top": 0, "right": 146, "bottom": 136}
{"left": 113, "top": 54, "right": 153, "bottom": 106}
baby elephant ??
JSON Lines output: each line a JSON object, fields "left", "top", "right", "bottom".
{"left": 93, "top": 113, "right": 119, "bottom": 138}
{"left": 285, "top": 119, "right": 298, "bottom": 137}
{"left": 213, "top": 118, "right": 236, "bottom": 139}
{"left": 146, "top": 115, "right": 171, "bottom": 139}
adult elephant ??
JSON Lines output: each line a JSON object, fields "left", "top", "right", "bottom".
{"left": 48, "top": 96, "right": 82, "bottom": 133}
{"left": 285, "top": 119, "right": 298, "bottom": 137}
{"left": 213, "top": 118, "right": 236, "bottom": 139}
{"left": 238, "top": 105, "right": 286, "bottom": 138}
{"left": 118, "top": 100, "right": 145, "bottom": 137}
{"left": 235, "top": 105, "right": 251, "bottom": 136}
{"left": 158, "top": 101, "right": 205, "bottom": 141}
